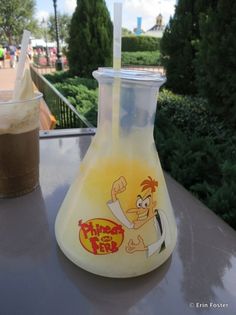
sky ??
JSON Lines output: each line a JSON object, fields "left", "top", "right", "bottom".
{"left": 36, "top": 0, "right": 176, "bottom": 32}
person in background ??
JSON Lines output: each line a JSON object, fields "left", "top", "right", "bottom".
{"left": 16, "top": 46, "right": 21, "bottom": 63}
{"left": 0, "top": 45, "right": 5, "bottom": 68}
{"left": 9, "top": 45, "right": 16, "bottom": 68}
{"left": 27, "top": 44, "right": 33, "bottom": 62}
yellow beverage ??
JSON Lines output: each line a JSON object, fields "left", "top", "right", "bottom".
{"left": 55, "top": 135, "right": 177, "bottom": 277}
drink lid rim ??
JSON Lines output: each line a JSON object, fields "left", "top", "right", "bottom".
{"left": 93, "top": 67, "right": 166, "bottom": 83}
{"left": 0, "top": 90, "right": 43, "bottom": 105}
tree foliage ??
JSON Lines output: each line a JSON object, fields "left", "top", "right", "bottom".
{"left": 122, "top": 28, "right": 132, "bottom": 36}
{"left": 160, "top": 0, "right": 196, "bottom": 94}
{"left": 67, "top": 0, "right": 112, "bottom": 77}
{"left": 0, "top": 0, "right": 36, "bottom": 44}
{"left": 155, "top": 89, "right": 236, "bottom": 229}
{"left": 195, "top": 0, "right": 236, "bottom": 123}
{"left": 47, "top": 13, "right": 71, "bottom": 44}
{"left": 160, "top": 0, "right": 217, "bottom": 95}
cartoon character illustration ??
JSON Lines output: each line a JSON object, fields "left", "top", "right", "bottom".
{"left": 107, "top": 176, "right": 170, "bottom": 257}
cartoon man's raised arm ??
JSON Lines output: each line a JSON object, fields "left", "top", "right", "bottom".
{"left": 107, "top": 176, "right": 134, "bottom": 229}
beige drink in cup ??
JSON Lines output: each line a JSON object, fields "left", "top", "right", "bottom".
{"left": 0, "top": 90, "right": 42, "bottom": 198}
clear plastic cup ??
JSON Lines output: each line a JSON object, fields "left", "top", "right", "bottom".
{"left": 0, "top": 90, "right": 42, "bottom": 198}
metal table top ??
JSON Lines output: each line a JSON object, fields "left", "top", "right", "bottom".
{"left": 0, "top": 132, "right": 235, "bottom": 315}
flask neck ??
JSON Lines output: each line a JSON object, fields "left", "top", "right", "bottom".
{"left": 96, "top": 80, "right": 159, "bottom": 137}
{"left": 94, "top": 125, "right": 157, "bottom": 163}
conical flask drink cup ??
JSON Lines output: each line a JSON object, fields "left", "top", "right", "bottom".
{"left": 55, "top": 68, "right": 177, "bottom": 278}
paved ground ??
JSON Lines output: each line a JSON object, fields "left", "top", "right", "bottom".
{"left": 0, "top": 61, "right": 54, "bottom": 90}
{"left": 0, "top": 61, "right": 16, "bottom": 90}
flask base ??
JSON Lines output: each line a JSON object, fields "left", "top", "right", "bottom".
{"left": 56, "top": 232, "right": 176, "bottom": 278}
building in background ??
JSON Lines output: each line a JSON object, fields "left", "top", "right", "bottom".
{"left": 144, "top": 14, "right": 165, "bottom": 38}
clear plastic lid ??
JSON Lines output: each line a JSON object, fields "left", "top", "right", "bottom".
{"left": 93, "top": 67, "right": 166, "bottom": 83}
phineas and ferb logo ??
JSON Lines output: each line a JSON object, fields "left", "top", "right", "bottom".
{"left": 78, "top": 218, "right": 124, "bottom": 255}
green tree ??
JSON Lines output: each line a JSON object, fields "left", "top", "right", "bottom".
{"left": 47, "top": 13, "right": 71, "bottom": 44}
{"left": 160, "top": 0, "right": 216, "bottom": 95}
{"left": 122, "top": 27, "right": 132, "bottom": 36}
{"left": 195, "top": 0, "right": 236, "bottom": 123}
{"left": 67, "top": 0, "right": 112, "bottom": 77}
{"left": 0, "top": 0, "right": 36, "bottom": 44}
